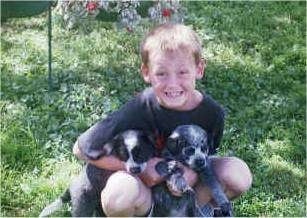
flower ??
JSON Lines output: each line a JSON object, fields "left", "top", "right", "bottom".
{"left": 148, "top": 0, "right": 185, "bottom": 24}
{"left": 86, "top": 2, "right": 98, "bottom": 12}
{"left": 162, "top": 8, "right": 172, "bottom": 17}
{"left": 57, "top": 0, "right": 185, "bottom": 30}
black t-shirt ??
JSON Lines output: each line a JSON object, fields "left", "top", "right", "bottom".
{"left": 77, "top": 87, "right": 225, "bottom": 160}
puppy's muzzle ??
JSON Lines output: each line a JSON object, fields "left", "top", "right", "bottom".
{"left": 129, "top": 166, "right": 142, "bottom": 174}
{"left": 195, "top": 158, "right": 206, "bottom": 169}
{"left": 126, "top": 162, "right": 147, "bottom": 174}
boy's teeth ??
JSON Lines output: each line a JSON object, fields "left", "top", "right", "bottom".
{"left": 166, "top": 91, "right": 182, "bottom": 97}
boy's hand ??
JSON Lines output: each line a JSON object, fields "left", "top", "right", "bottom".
{"left": 139, "top": 157, "right": 165, "bottom": 187}
{"left": 181, "top": 163, "right": 198, "bottom": 187}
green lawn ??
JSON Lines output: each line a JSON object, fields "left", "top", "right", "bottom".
{"left": 1, "top": 1, "right": 306, "bottom": 217}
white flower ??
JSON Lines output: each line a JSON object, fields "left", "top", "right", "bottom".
{"left": 56, "top": 0, "right": 185, "bottom": 30}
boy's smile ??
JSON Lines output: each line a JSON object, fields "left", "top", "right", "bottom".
{"left": 141, "top": 49, "right": 205, "bottom": 111}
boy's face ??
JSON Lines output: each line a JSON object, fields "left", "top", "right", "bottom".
{"left": 141, "top": 49, "right": 205, "bottom": 111}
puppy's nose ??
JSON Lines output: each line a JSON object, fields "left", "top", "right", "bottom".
{"left": 129, "top": 166, "right": 141, "bottom": 174}
{"left": 195, "top": 158, "right": 206, "bottom": 168}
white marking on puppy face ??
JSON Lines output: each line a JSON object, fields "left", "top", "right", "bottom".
{"left": 186, "top": 153, "right": 195, "bottom": 166}
{"left": 124, "top": 131, "right": 138, "bottom": 151}
{"left": 122, "top": 131, "right": 147, "bottom": 174}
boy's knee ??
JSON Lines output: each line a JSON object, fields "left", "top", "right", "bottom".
{"left": 101, "top": 171, "right": 151, "bottom": 216}
{"left": 215, "top": 157, "right": 252, "bottom": 198}
{"left": 101, "top": 171, "right": 139, "bottom": 216}
{"left": 195, "top": 157, "right": 252, "bottom": 205}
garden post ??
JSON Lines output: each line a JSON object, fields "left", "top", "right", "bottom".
{"left": 48, "top": 2, "right": 52, "bottom": 91}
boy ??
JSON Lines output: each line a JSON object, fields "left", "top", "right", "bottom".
{"left": 73, "top": 23, "right": 252, "bottom": 216}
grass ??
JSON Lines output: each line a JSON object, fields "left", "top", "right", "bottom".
{"left": 1, "top": 1, "right": 306, "bottom": 217}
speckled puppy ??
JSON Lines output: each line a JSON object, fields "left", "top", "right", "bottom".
{"left": 153, "top": 125, "right": 233, "bottom": 217}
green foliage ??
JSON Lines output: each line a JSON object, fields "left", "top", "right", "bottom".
{"left": 1, "top": 2, "right": 306, "bottom": 217}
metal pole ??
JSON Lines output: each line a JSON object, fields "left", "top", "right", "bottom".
{"left": 48, "top": 1, "right": 52, "bottom": 91}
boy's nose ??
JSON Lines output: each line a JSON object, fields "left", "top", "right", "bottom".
{"left": 167, "top": 74, "right": 179, "bottom": 85}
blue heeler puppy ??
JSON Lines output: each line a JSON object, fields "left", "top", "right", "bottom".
{"left": 153, "top": 125, "right": 233, "bottom": 217}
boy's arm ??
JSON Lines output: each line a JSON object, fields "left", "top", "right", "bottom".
{"left": 88, "top": 156, "right": 126, "bottom": 171}
{"left": 139, "top": 157, "right": 165, "bottom": 187}
{"left": 181, "top": 164, "right": 198, "bottom": 187}
{"left": 210, "top": 109, "right": 225, "bottom": 154}
{"left": 75, "top": 96, "right": 150, "bottom": 161}
{"left": 73, "top": 140, "right": 126, "bottom": 171}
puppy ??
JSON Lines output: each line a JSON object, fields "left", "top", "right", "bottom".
{"left": 153, "top": 125, "right": 233, "bottom": 217}
{"left": 39, "top": 130, "right": 155, "bottom": 217}
{"left": 152, "top": 160, "right": 202, "bottom": 217}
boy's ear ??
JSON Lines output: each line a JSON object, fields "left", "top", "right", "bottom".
{"left": 141, "top": 63, "right": 151, "bottom": 83}
{"left": 196, "top": 58, "right": 206, "bottom": 79}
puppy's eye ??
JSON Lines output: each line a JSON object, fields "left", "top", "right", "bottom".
{"left": 117, "top": 148, "right": 129, "bottom": 162}
{"left": 183, "top": 146, "right": 195, "bottom": 156}
{"left": 132, "top": 147, "right": 147, "bottom": 163}
{"left": 131, "top": 147, "right": 140, "bottom": 158}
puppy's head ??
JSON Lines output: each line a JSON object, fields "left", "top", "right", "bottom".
{"left": 166, "top": 125, "right": 209, "bottom": 171}
{"left": 107, "top": 130, "right": 155, "bottom": 174}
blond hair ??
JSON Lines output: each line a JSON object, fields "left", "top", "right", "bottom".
{"left": 140, "top": 23, "right": 202, "bottom": 67}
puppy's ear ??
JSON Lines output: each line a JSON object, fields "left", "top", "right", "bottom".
{"left": 167, "top": 131, "right": 181, "bottom": 156}
{"left": 155, "top": 161, "right": 170, "bottom": 177}
{"left": 102, "top": 141, "right": 114, "bottom": 156}
{"left": 102, "top": 142, "right": 113, "bottom": 155}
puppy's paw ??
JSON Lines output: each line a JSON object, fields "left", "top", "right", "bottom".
{"left": 155, "top": 161, "right": 170, "bottom": 177}
{"left": 167, "top": 160, "right": 182, "bottom": 174}
{"left": 168, "top": 160, "right": 177, "bottom": 170}
{"left": 166, "top": 173, "right": 190, "bottom": 196}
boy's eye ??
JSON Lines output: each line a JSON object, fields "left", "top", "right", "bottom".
{"left": 156, "top": 72, "right": 166, "bottom": 77}
{"left": 179, "top": 70, "right": 190, "bottom": 76}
